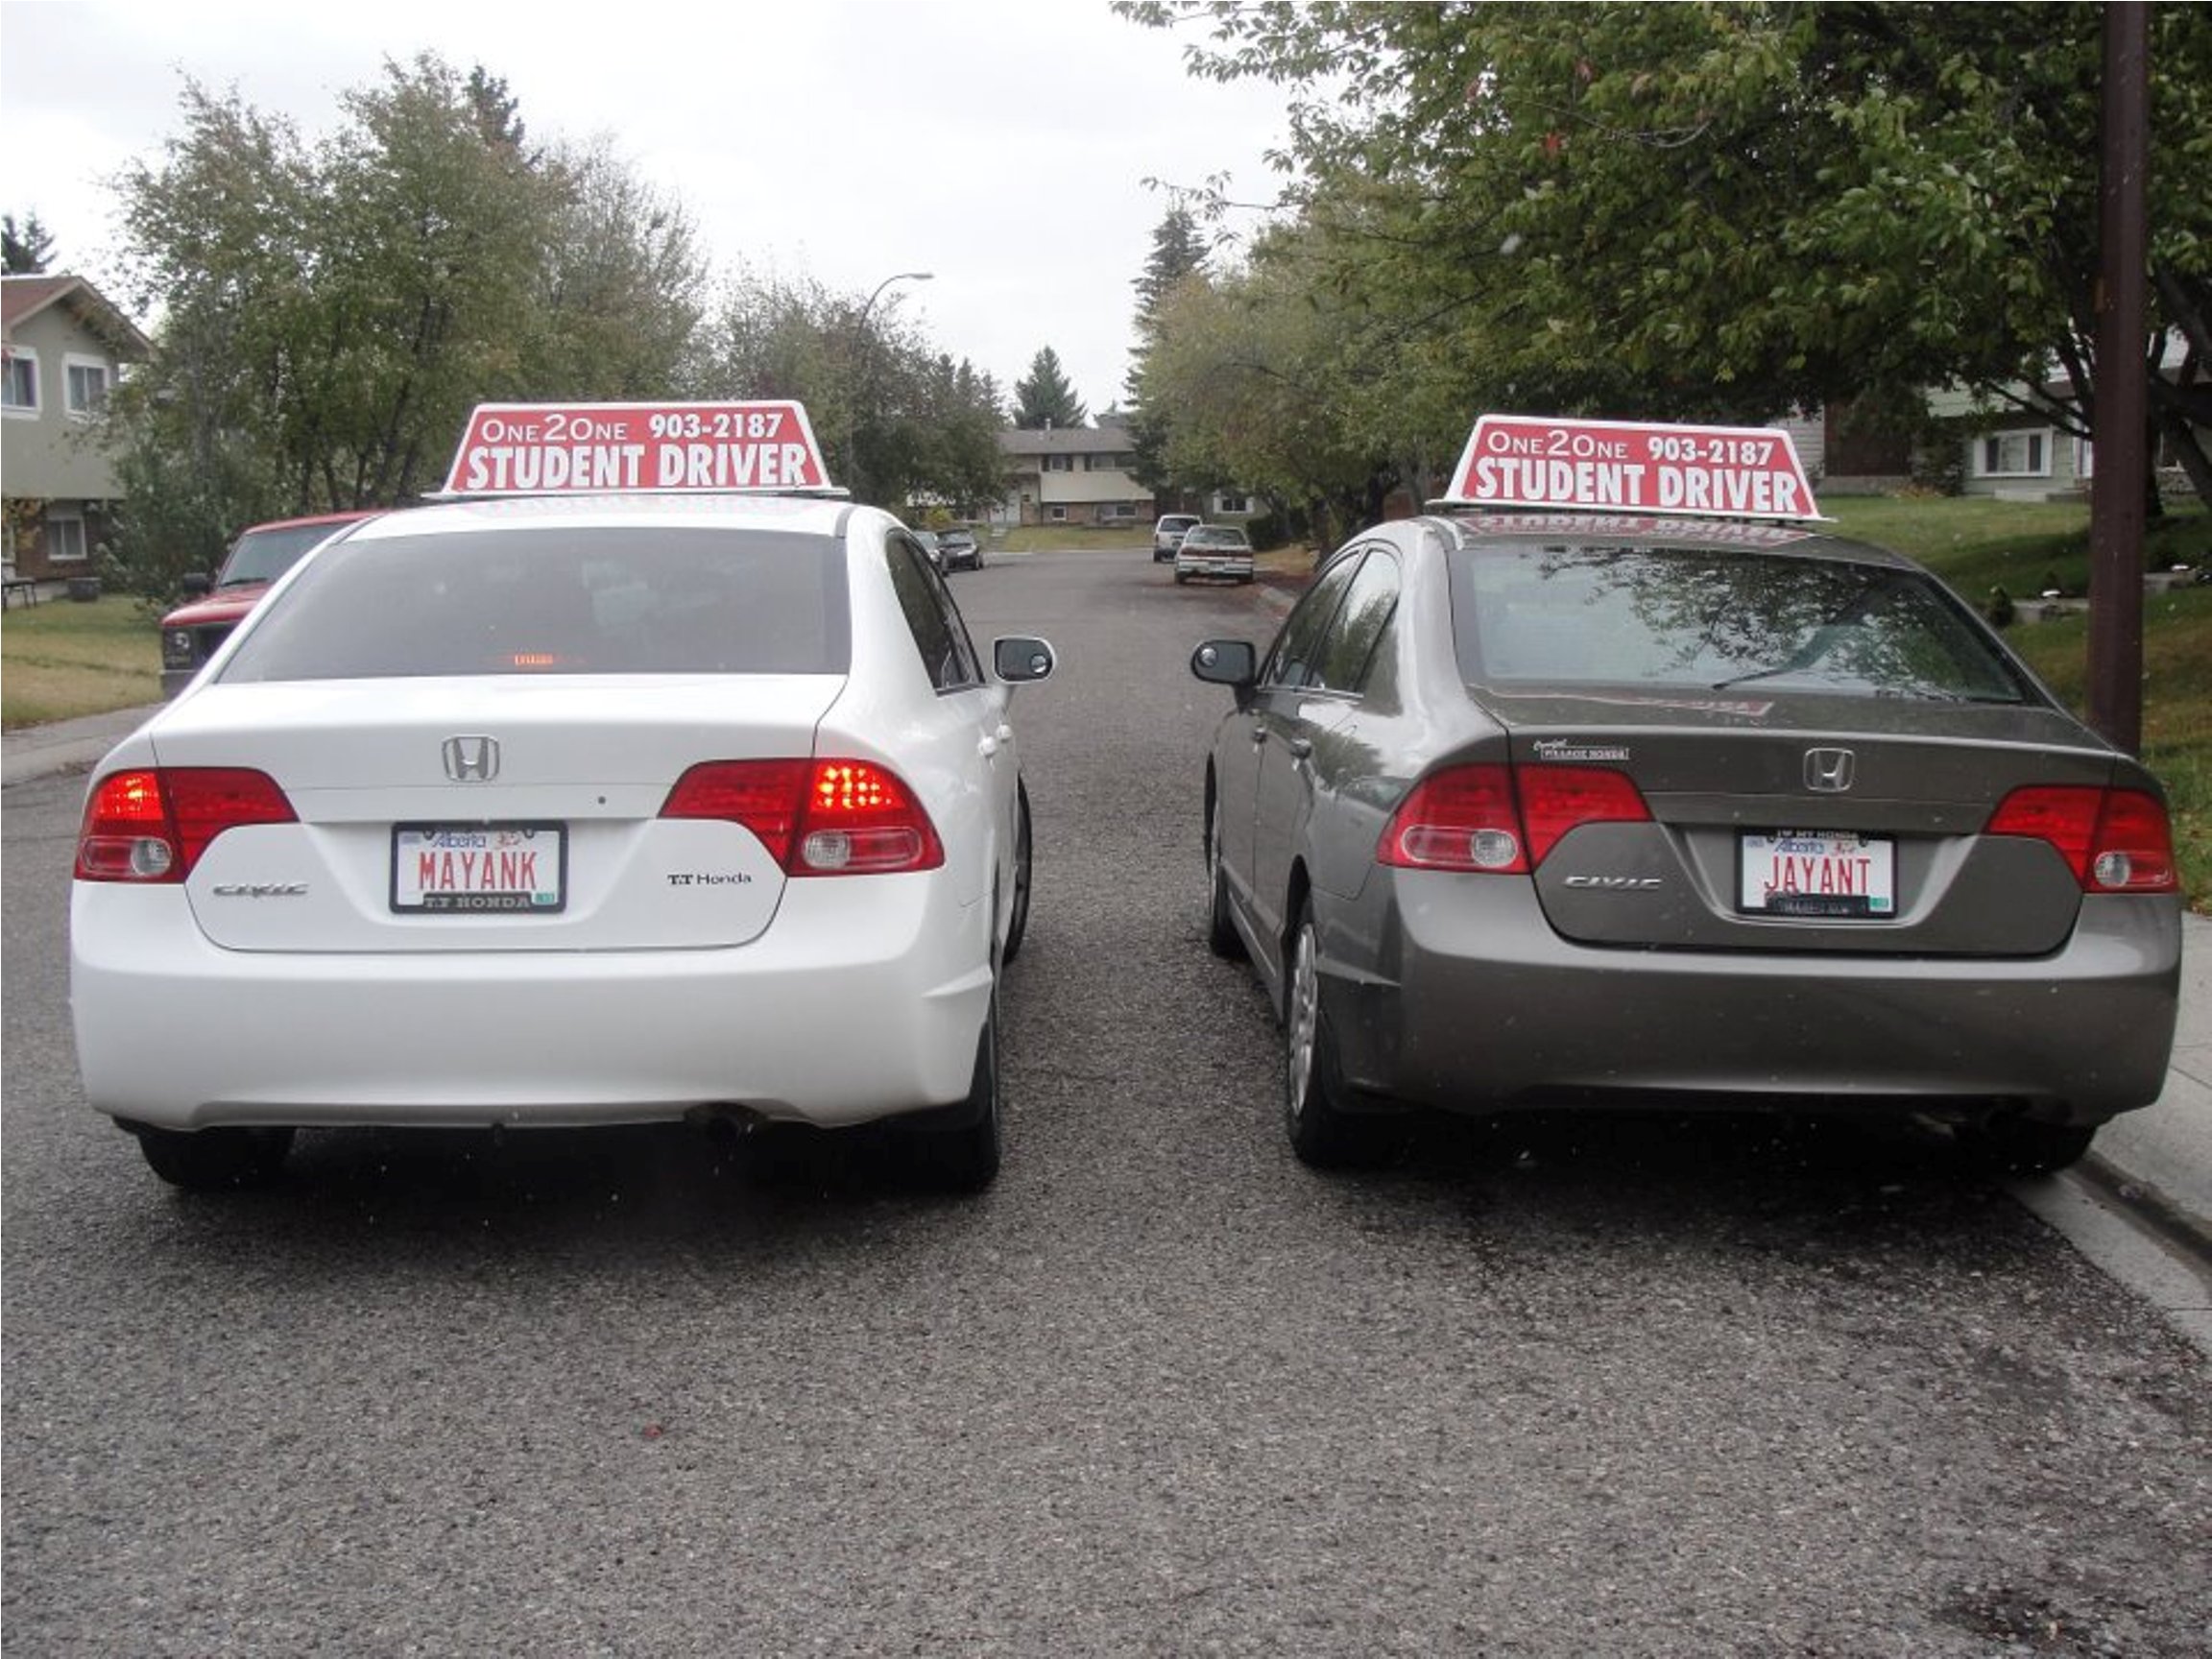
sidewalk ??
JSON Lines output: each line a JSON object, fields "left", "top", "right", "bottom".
{"left": 3, "top": 703, "right": 2206, "bottom": 1241}
{"left": 1, "top": 703, "right": 156, "bottom": 787}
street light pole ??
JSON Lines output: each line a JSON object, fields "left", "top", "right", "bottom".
{"left": 847, "top": 270, "right": 933, "bottom": 504}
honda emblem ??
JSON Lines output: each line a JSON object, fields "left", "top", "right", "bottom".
{"left": 443, "top": 735, "right": 500, "bottom": 782}
{"left": 1803, "top": 747, "right": 1856, "bottom": 793}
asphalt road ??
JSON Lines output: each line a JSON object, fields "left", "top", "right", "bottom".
{"left": 5, "top": 545, "right": 2209, "bottom": 1657}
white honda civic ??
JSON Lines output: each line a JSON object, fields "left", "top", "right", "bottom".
{"left": 70, "top": 401, "right": 1054, "bottom": 1192}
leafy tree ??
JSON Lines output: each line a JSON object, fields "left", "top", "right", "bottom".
{"left": 705, "top": 268, "right": 1006, "bottom": 511}
{"left": 3, "top": 211, "right": 56, "bottom": 273}
{"left": 525, "top": 136, "right": 710, "bottom": 400}
{"left": 1013, "top": 346, "right": 1089, "bottom": 429}
{"left": 1135, "top": 227, "right": 1407, "bottom": 550}
{"left": 99, "top": 55, "right": 709, "bottom": 599}
{"left": 1121, "top": 2, "right": 2212, "bottom": 510}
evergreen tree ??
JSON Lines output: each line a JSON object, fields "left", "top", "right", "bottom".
{"left": 2, "top": 211, "right": 56, "bottom": 274}
{"left": 1126, "top": 204, "right": 1206, "bottom": 398}
{"left": 1013, "top": 346, "right": 1088, "bottom": 429}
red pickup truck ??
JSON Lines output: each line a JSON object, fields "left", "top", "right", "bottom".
{"left": 158, "top": 513, "right": 375, "bottom": 695}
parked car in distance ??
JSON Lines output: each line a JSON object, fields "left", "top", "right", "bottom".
{"left": 1153, "top": 514, "right": 1202, "bottom": 562}
{"left": 912, "top": 529, "right": 943, "bottom": 569}
{"left": 1190, "top": 414, "right": 2181, "bottom": 1177}
{"left": 1174, "top": 523, "right": 1255, "bottom": 586}
{"left": 938, "top": 527, "right": 983, "bottom": 572}
{"left": 158, "top": 512, "right": 377, "bottom": 696}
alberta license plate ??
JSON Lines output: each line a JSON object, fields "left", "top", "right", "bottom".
{"left": 393, "top": 824, "right": 565, "bottom": 913}
{"left": 1739, "top": 830, "right": 1894, "bottom": 918}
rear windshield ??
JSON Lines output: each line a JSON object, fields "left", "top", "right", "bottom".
{"left": 1451, "top": 542, "right": 2032, "bottom": 704}
{"left": 219, "top": 526, "right": 852, "bottom": 682}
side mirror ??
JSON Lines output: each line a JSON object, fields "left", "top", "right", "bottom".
{"left": 180, "top": 572, "right": 213, "bottom": 598}
{"left": 1190, "top": 638, "right": 1258, "bottom": 688}
{"left": 993, "top": 636, "right": 1056, "bottom": 684}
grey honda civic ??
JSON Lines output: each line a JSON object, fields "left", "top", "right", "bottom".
{"left": 1191, "top": 419, "right": 2182, "bottom": 1173}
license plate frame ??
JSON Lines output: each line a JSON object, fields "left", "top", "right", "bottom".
{"left": 1738, "top": 829, "right": 1895, "bottom": 919}
{"left": 392, "top": 823, "right": 567, "bottom": 915}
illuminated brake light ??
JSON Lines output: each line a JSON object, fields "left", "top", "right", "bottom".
{"left": 75, "top": 768, "right": 297, "bottom": 882}
{"left": 1379, "top": 763, "right": 1650, "bottom": 874}
{"left": 1988, "top": 785, "right": 2177, "bottom": 894}
{"left": 661, "top": 758, "right": 943, "bottom": 877}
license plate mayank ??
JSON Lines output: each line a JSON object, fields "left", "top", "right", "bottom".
{"left": 394, "top": 824, "right": 566, "bottom": 914}
{"left": 1739, "top": 830, "right": 1894, "bottom": 919}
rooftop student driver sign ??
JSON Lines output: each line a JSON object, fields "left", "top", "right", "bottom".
{"left": 1442, "top": 415, "right": 1824, "bottom": 522}
{"left": 441, "top": 400, "right": 832, "bottom": 495}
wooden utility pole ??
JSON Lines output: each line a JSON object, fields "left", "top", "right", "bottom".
{"left": 2087, "top": 0, "right": 2151, "bottom": 754}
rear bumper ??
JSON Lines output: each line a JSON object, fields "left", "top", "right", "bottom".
{"left": 72, "top": 877, "right": 991, "bottom": 1132}
{"left": 1176, "top": 558, "right": 1253, "bottom": 582}
{"left": 1319, "top": 877, "right": 2182, "bottom": 1124}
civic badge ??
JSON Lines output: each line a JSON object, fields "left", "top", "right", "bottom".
{"left": 442, "top": 735, "right": 500, "bottom": 782}
{"left": 1803, "top": 747, "right": 1856, "bottom": 793}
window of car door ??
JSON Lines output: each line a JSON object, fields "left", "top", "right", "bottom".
{"left": 1260, "top": 551, "right": 1366, "bottom": 692}
{"left": 1309, "top": 549, "right": 1401, "bottom": 700}
{"left": 886, "top": 534, "right": 983, "bottom": 691}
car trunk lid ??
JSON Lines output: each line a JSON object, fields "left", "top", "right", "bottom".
{"left": 149, "top": 676, "right": 844, "bottom": 953}
{"left": 1481, "top": 689, "right": 2117, "bottom": 956}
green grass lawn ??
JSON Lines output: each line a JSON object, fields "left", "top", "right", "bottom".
{"left": 996, "top": 524, "right": 1152, "bottom": 554}
{"left": 0, "top": 593, "right": 161, "bottom": 728}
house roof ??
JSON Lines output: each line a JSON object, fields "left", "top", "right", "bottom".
{"left": 998, "top": 423, "right": 1135, "bottom": 458}
{"left": 1, "top": 274, "right": 152, "bottom": 359}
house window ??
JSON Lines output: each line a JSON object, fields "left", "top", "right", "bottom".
{"left": 1976, "top": 430, "right": 2051, "bottom": 478}
{"left": 65, "top": 357, "right": 111, "bottom": 417}
{"left": 45, "top": 510, "right": 87, "bottom": 565}
{"left": 1045, "top": 454, "right": 1073, "bottom": 472}
{"left": 2075, "top": 436, "right": 2095, "bottom": 480}
{"left": 1047, "top": 505, "right": 1068, "bottom": 522}
{"left": 2, "top": 348, "right": 36, "bottom": 413}
{"left": 1216, "top": 493, "right": 1250, "bottom": 515}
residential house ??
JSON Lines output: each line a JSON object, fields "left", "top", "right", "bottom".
{"left": 3, "top": 273, "right": 151, "bottom": 580}
{"left": 1927, "top": 337, "right": 2206, "bottom": 503}
{"left": 1771, "top": 406, "right": 1914, "bottom": 495}
{"left": 995, "top": 421, "right": 1261, "bottom": 528}
{"left": 997, "top": 423, "right": 1155, "bottom": 528}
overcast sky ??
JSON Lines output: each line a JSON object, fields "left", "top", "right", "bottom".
{"left": 1, "top": 0, "right": 1301, "bottom": 418}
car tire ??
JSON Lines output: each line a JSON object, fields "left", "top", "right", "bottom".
{"left": 1284, "top": 906, "right": 1382, "bottom": 1168}
{"left": 1001, "top": 783, "right": 1033, "bottom": 965}
{"left": 1205, "top": 802, "right": 1245, "bottom": 960}
{"left": 131, "top": 1124, "right": 295, "bottom": 1190}
{"left": 904, "top": 993, "right": 1002, "bottom": 1192}
{"left": 1959, "top": 1116, "right": 2100, "bottom": 1176}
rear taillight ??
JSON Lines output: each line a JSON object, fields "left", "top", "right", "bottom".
{"left": 1517, "top": 768, "right": 1653, "bottom": 866}
{"left": 661, "top": 758, "right": 944, "bottom": 877}
{"left": 1378, "top": 763, "right": 1650, "bottom": 874}
{"left": 75, "top": 768, "right": 297, "bottom": 882}
{"left": 1987, "top": 785, "right": 2178, "bottom": 894}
